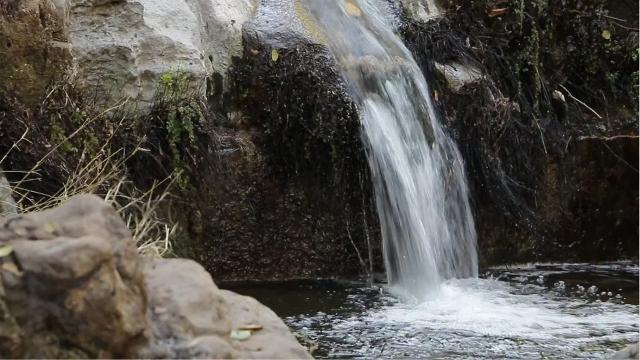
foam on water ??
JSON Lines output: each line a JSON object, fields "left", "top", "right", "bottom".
{"left": 376, "top": 279, "right": 638, "bottom": 339}
{"left": 287, "top": 272, "right": 639, "bottom": 359}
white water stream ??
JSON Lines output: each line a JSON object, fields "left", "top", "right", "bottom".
{"left": 301, "top": 0, "right": 476, "bottom": 299}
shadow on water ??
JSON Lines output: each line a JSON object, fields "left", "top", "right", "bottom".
{"left": 222, "top": 279, "right": 387, "bottom": 318}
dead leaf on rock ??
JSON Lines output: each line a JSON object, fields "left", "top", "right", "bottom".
{"left": 230, "top": 329, "right": 252, "bottom": 341}
{"left": 2, "top": 262, "right": 22, "bottom": 276}
{"left": 44, "top": 222, "right": 57, "bottom": 234}
{"left": 239, "top": 324, "right": 263, "bottom": 331}
{"left": 0, "top": 245, "right": 13, "bottom": 258}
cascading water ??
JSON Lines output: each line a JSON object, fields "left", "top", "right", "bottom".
{"left": 301, "top": 0, "right": 477, "bottom": 299}
{"left": 228, "top": 4, "right": 639, "bottom": 356}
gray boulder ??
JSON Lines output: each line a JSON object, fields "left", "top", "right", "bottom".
{"left": 0, "top": 194, "right": 309, "bottom": 358}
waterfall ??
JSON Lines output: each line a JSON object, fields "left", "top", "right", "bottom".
{"left": 301, "top": 0, "right": 478, "bottom": 299}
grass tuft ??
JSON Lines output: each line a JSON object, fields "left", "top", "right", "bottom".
{"left": 0, "top": 84, "right": 179, "bottom": 257}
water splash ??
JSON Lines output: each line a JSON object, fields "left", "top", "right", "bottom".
{"left": 286, "top": 276, "right": 639, "bottom": 359}
{"left": 301, "top": 0, "right": 477, "bottom": 299}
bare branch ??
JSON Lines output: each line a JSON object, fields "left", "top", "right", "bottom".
{"left": 558, "top": 84, "right": 603, "bottom": 120}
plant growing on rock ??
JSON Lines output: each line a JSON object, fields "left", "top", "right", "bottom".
{"left": 0, "top": 82, "right": 179, "bottom": 257}
{"left": 147, "top": 71, "right": 211, "bottom": 191}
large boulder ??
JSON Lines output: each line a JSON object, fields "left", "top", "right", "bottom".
{"left": 0, "top": 195, "right": 309, "bottom": 358}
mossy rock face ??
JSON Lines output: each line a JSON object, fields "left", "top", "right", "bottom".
{"left": 173, "top": 2, "right": 385, "bottom": 281}
{"left": 0, "top": 0, "right": 70, "bottom": 105}
{"left": 236, "top": 37, "right": 363, "bottom": 189}
{"left": 400, "top": 0, "right": 639, "bottom": 265}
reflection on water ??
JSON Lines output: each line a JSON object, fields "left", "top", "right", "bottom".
{"left": 225, "top": 262, "right": 639, "bottom": 359}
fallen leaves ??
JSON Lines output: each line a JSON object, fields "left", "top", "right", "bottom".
{"left": 2, "top": 262, "right": 23, "bottom": 276}
{"left": 230, "top": 324, "right": 264, "bottom": 341}
{"left": 239, "top": 324, "right": 263, "bottom": 331}
{"left": 0, "top": 245, "right": 13, "bottom": 257}
{"left": 0, "top": 245, "right": 21, "bottom": 276}
{"left": 230, "top": 329, "right": 252, "bottom": 341}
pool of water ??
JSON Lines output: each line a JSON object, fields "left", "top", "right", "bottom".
{"left": 224, "top": 262, "right": 639, "bottom": 359}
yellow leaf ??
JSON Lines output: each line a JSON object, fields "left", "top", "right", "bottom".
{"left": 44, "top": 222, "right": 57, "bottom": 234}
{"left": 2, "top": 262, "right": 22, "bottom": 276}
{"left": 601, "top": 30, "right": 611, "bottom": 40}
{"left": 230, "top": 329, "right": 252, "bottom": 341}
{"left": 345, "top": 0, "right": 362, "bottom": 17}
{"left": 0, "top": 245, "right": 13, "bottom": 258}
{"left": 271, "top": 49, "right": 279, "bottom": 62}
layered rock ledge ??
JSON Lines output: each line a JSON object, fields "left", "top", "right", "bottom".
{"left": 0, "top": 195, "right": 309, "bottom": 358}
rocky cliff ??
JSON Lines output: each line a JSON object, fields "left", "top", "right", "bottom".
{"left": 0, "top": 0, "right": 637, "bottom": 283}
{"left": 400, "top": 0, "right": 638, "bottom": 264}
{"left": 1, "top": 0, "right": 255, "bottom": 107}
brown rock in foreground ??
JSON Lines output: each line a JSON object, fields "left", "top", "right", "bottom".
{"left": 0, "top": 195, "right": 310, "bottom": 359}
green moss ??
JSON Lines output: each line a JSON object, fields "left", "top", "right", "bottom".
{"left": 49, "top": 121, "right": 78, "bottom": 154}
{"left": 154, "top": 71, "right": 206, "bottom": 191}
